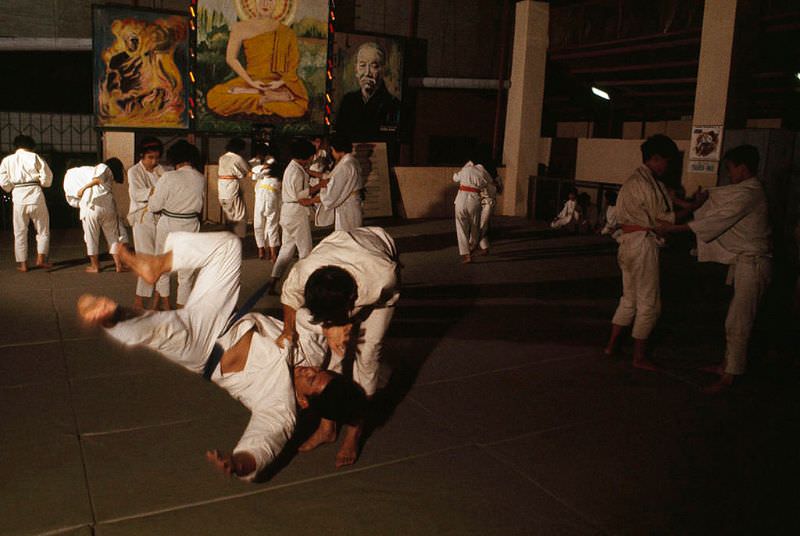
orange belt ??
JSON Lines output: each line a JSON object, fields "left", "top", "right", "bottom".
{"left": 459, "top": 185, "right": 481, "bottom": 193}
{"left": 218, "top": 175, "right": 238, "bottom": 180}
{"left": 621, "top": 224, "right": 652, "bottom": 234}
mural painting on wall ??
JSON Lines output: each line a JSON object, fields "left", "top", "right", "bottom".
{"left": 332, "top": 32, "right": 404, "bottom": 141}
{"left": 197, "top": 0, "right": 329, "bottom": 135}
{"left": 93, "top": 6, "right": 190, "bottom": 129}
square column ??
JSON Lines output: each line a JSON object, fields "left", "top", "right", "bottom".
{"left": 502, "top": 1, "right": 548, "bottom": 217}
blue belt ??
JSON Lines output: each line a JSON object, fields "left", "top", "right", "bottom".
{"left": 202, "top": 278, "right": 275, "bottom": 380}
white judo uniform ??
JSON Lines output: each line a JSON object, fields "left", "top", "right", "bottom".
{"left": 105, "top": 232, "right": 322, "bottom": 481}
{"left": 149, "top": 166, "right": 206, "bottom": 305}
{"left": 128, "top": 161, "right": 165, "bottom": 297}
{"left": 318, "top": 153, "right": 364, "bottom": 232}
{"left": 689, "top": 177, "right": 771, "bottom": 376}
{"left": 284, "top": 227, "right": 400, "bottom": 396}
{"left": 218, "top": 152, "right": 250, "bottom": 238}
{"left": 0, "top": 148, "right": 53, "bottom": 263}
{"left": 479, "top": 176, "right": 501, "bottom": 251}
{"left": 64, "top": 164, "right": 121, "bottom": 257}
{"left": 551, "top": 199, "right": 580, "bottom": 229}
{"left": 611, "top": 165, "right": 675, "bottom": 340}
{"left": 271, "top": 160, "right": 313, "bottom": 279}
{"left": 252, "top": 164, "right": 281, "bottom": 249}
{"left": 601, "top": 204, "right": 620, "bottom": 238}
{"left": 453, "top": 161, "right": 490, "bottom": 256}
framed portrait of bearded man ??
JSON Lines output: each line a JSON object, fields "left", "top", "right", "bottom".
{"left": 196, "top": 0, "right": 329, "bottom": 135}
{"left": 93, "top": 6, "right": 190, "bottom": 129}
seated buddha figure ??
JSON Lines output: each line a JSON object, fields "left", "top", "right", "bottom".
{"left": 206, "top": 0, "right": 308, "bottom": 119}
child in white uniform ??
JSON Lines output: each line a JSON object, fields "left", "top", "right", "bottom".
{"left": 251, "top": 145, "right": 282, "bottom": 262}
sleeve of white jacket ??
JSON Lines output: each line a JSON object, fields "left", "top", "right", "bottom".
{"left": 148, "top": 175, "right": 168, "bottom": 213}
{"left": 320, "top": 162, "right": 358, "bottom": 210}
{"left": 233, "top": 392, "right": 296, "bottom": 481}
{"left": 128, "top": 167, "right": 150, "bottom": 202}
{"left": 280, "top": 265, "right": 306, "bottom": 311}
{"left": 689, "top": 187, "right": 753, "bottom": 243}
{"left": 37, "top": 155, "right": 53, "bottom": 188}
{"left": 0, "top": 160, "right": 10, "bottom": 192}
{"left": 232, "top": 155, "right": 251, "bottom": 179}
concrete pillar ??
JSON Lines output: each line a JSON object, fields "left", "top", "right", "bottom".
{"left": 502, "top": 1, "right": 548, "bottom": 217}
{"left": 685, "top": 0, "right": 756, "bottom": 193}
{"left": 102, "top": 131, "right": 135, "bottom": 219}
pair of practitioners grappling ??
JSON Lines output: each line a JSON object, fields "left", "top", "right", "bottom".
{"left": 78, "top": 227, "right": 399, "bottom": 481}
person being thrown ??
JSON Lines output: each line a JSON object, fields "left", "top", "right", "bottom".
{"left": 77, "top": 231, "right": 365, "bottom": 481}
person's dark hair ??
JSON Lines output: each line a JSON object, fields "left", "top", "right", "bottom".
{"left": 329, "top": 134, "right": 353, "bottom": 154}
{"left": 604, "top": 190, "right": 618, "bottom": 205}
{"left": 308, "top": 373, "right": 367, "bottom": 424}
{"left": 304, "top": 266, "right": 357, "bottom": 325}
{"left": 724, "top": 144, "right": 760, "bottom": 175}
{"left": 577, "top": 192, "right": 591, "bottom": 205}
{"left": 166, "top": 140, "right": 200, "bottom": 168}
{"left": 13, "top": 135, "right": 35, "bottom": 150}
{"left": 289, "top": 138, "right": 316, "bottom": 160}
{"left": 641, "top": 134, "right": 679, "bottom": 162}
{"left": 138, "top": 136, "right": 163, "bottom": 158}
{"left": 226, "top": 137, "right": 246, "bottom": 154}
{"left": 104, "top": 157, "right": 125, "bottom": 184}
{"left": 567, "top": 187, "right": 578, "bottom": 197}
{"left": 252, "top": 142, "right": 270, "bottom": 159}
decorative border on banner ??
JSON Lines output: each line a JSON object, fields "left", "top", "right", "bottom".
{"left": 325, "top": 0, "right": 336, "bottom": 131}
{"left": 188, "top": 1, "right": 198, "bottom": 126}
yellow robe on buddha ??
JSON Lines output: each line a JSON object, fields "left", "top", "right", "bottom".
{"left": 206, "top": 25, "right": 309, "bottom": 118}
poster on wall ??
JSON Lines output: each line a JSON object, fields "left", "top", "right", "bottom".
{"left": 93, "top": 6, "right": 190, "bottom": 129}
{"left": 196, "top": 0, "right": 329, "bottom": 135}
{"left": 332, "top": 32, "right": 404, "bottom": 141}
{"left": 688, "top": 125, "right": 723, "bottom": 174}
{"left": 354, "top": 142, "right": 393, "bottom": 218}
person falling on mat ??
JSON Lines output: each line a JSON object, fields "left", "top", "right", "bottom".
{"left": 77, "top": 231, "right": 365, "bottom": 481}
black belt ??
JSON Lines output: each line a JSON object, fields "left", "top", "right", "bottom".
{"left": 161, "top": 209, "right": 199, "bottom": 220}
{"left": 15, "top": 182, "right": 41, "bottom": 188}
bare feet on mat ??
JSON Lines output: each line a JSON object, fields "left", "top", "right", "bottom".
{"left": 335, "top": 425, "right": 362, "bottom": 469}
{"left": 118, "top": 242, "right": 168, "bottom": 285}
{"left": 299, "top": 420, "right": 337, "bottom": 453}
{"left": 17, "top": 262, "right": 28, "bottom": 272}
{"left": 77, "top": 294, "right": 118, "bottom": 327}
{"left": 133, "top": 295, "right": 145, "bottom": 311}
{"left": 257, "top": 247, "right": 266, "bottom": 260}
{"left": 85, "top": 265, "right": 100, "bottom": 273}
{"left": 461, "top": 254, "right": 472, "bottom": 264}
{"left": 632, "top": 359, "right": 660, "bottom": 372}
{"left": 35, "top": 255, "right": 52, "bottom": 269}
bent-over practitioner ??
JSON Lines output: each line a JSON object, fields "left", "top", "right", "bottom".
{"left": 77, "top": 231, "right": 365, "bottom": 481}
{"left": 275, "top": 226, "right": 400, "bottom": 467}
{"left": 453, "top": 160, "right": 490, "bottom": 263}
{"left": 0, "top": 135, "right": 53, "bottom": 271}
{"left": 218, "top": 137, "right": 251, "bottom": 238}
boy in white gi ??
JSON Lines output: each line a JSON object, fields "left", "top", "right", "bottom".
{"left": 275, "top": 226, "right": 400, "bottom": 468}
{"left": 63, "top": 158, "right": 126, "bottom": 273}
{"left": 150, "top": 140, "right": 206, "bottom": 309}
{"left": 128, "top": 137, "right": 167, "bottom": 310}
{"left": 453, "top": 159, "right": 490, "bottom": 264}
{"left": 268, "top": 139, "right": 316, "bottom": 294}
{"left": 603, "top": 135, "right": 706, "bottom": 370}
{"left": 218, "top": 138, "right": 251, "bottom": 238}
{"left": 657, "top": 145, "right": 771, "bottom": 393}
{"left": 0, "top": 135, "right": 53, "bottom": 271}
{"left": 600, "top": 190, "right": 620, "bottom": 238}
{"left": 304, "top": 135, "right": 364, "bottom": 231}
{"left": 77, "top": 231, "right": 365, "bottom": 481}
{"left": 551, "top": 189, "right": 581, "bottom": 230}
{"left": 477, "top": 159, "right": 502, "bottom": 256}
{"left": 251, "top": 146, "right": 282, "bottom": 262}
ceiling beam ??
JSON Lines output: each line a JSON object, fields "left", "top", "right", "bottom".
{"left": 550, "top": 38, "right": 701, "bottom": 61}
{"left": 569, "top": 60, "right": 698, "bottom": 75}
{"left": 595, "top": 77, "right": 696, "bottom": 87}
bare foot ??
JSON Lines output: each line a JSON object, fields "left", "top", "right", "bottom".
{"left": 299, "top": 420, "right": 337, "bottom": 453}
{"left": 269, "top": 247, "right": 278, "bottom": 262}
{"left": 461, "top": 255, "right": 472, "bottom": 264}
{"left": 36, "top": 255, "right": 52, "bottom": 269}
{"left": 115, "top": 265, "right": 130, "bottom": 273}
{"left": 17, "top": 263, "right": 28, "bottom": 272}
{"left": 85, "top": 265, "right": 101, "bottom": 273}
{"left": 118, "top": 242, "right": 167, "bottom": 284}
{"left": 703, "top": 373, "right": 735, "bottom": 395}
{"left": 632, "top": 359, "right": 661, "bottom": 372}
{"left": 258, "top": 247, "right": 266, "bottom": 260}
{"left": 133, "top": 296, "right": 145, "bottom": 311}
{"left": 335, "top": 425, "right": 362, "bottom": 469}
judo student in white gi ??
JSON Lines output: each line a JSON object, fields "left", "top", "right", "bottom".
{"left": 453, "top": 158, "right": 491, "bottom": 264}
{"left": 551, "top": 188, "right": 581, "bottom": 230}
{"left": 63, "top": 158, "right": 127, "bottom": 273}
{"left": 657, "top": 145, "right": 771, "bottom": 393}
{"left": 77, "top": 231, "right": 366, "bottom": 481}
{"left": 304, "top": 135, "right": 364, "bottom": 232}
{"left": 128, "top": 137, "right": 167, "bottom": 310}
{"left": 600, "top": 190, "right": 620, "bottom": 238}
{"left": 603, "top": 135, "right": 706, "bottom": 370}
{"left": 477, "top": 158, "right": 502, "bottom": 256}
{"left": 150, "top": 140, "right": 206, "bottom": 309}
{"left": 268, "top": 138, "right": 316, "bottom": 294}
{"left": 0, "top": 135, "right": 53, "bottom": 272}
{"left": 309, "top": 135, "right": 332, "bottom": 177}
{"left": 275, "top": 226, "right": 400, "bottom": 468}
{"left": 251, "top": 144, "right": 282, "bottom": 262}
{"left": 218, "top": 137, "right": 251, "bottom": 238}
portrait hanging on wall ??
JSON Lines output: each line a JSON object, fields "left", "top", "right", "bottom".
{"left": 93, "top": 6, "right": 190, "bottom": 129}
{"left": 196, "top": 0, "right": 329, "bottom": 135}
{"left": 332, "top": 32, "right": 404, "bottom": 141}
